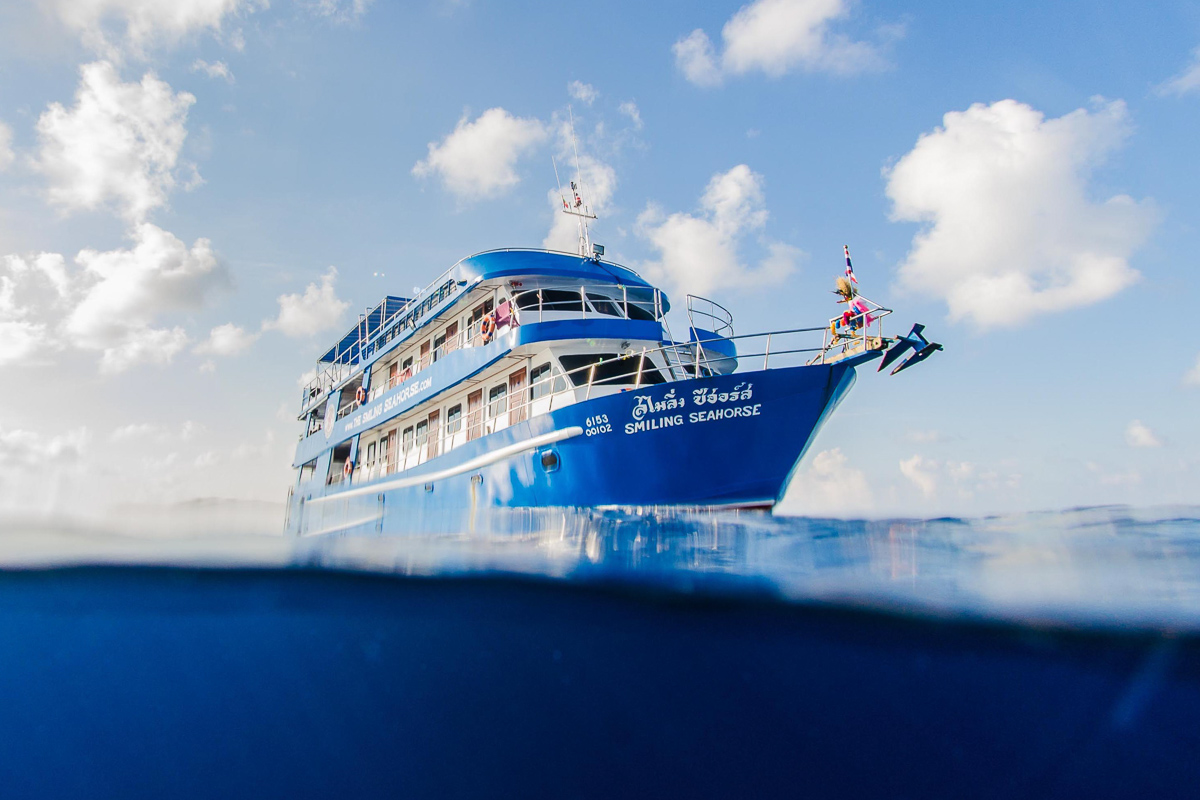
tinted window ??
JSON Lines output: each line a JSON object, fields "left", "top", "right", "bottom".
{"left": 559, "top": 354, "right": 665, "bottom": 386}
{"left": 586, "top": 293, "right": 624, "bottom": 317}
{"left": 447, "top": 404, "right": 463, "bottom": 433}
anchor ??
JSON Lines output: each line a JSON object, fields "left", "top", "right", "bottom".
{"left": 878, "top": 323, "right": 943, "bottom": 375}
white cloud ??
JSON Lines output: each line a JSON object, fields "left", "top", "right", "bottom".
{"left": 191, "top": 58, "right": 234, "bottom": 83}
{"left": 412, "top": 108, "right": 549, "bottom": 200}
{"left": 0, "top": 425, "right": 88, "bottom": 470}
{"left": 673, "top": 29, "right": 723, "bottom": 87}
{"left": 674, "top": 0, "right": 887, "bottom": 87}
{"left": 618, "top": 101, "right": 643, "bottom": 131}
{"left": 1185, "top": 353, "right": 1200, "bottom": 386}
{"left": 64, "top": 223, "right": 228, "bottom": 372}
{"left": 778, "top": 447, "right": 871, "bottom": 516}
{"left": 567, "top": 81, "right": 599, "bottom": 105}
{"left": 40, "top": 0, "right": 259, "bottom": 59}
{"left": 194, "top": 322, "right": 257, "bottom": 356}
{"left": 305, "top": 0, "right": 374, "bottom": 22}
{"left": 0, "top": 321, "right": 47, "bottom": 365}
{"left": 35, "top": 61, "right": 197, "bottom": 223}
{"left": 886, "top": 99, "right": 1154, "bottom": 329}
{"left": 263, "top": 267, "right": 349, "bottom": 338}
{"left": 637, "top": 164, "right": 798, "bottom": 296}
{"left": 1157, "top": 47, "right": 1200, "bottom": 96}
{"left": 110, "top": 422, "right": 161, "bottom": 441}
{"left": 1125, "top": 419, "right": 1162, "bottom": 448}
{"left": 899, "top": 454, "right": 938, "bottom": 498}
{"left": 0, "top": 122, "right": 13, "bottom": 172}
{"left": 0, "top": 253, "right": 71, "bottom": 365}
{"left": 905, "top": 429, "right": 947, "bottom": 444}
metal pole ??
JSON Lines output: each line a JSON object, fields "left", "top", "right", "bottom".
{"left": 764, "top": 333, "right": 772, "bottom": 369}
{"left": 635, "top": 347, "right": 645, "bottom": 388}
{"left": 585, "top": 362, "right": 598, "bottom": 400}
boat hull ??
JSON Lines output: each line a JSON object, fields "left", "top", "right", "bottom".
{"left": 286, "top": 363, "right": 855, "bottom": 536}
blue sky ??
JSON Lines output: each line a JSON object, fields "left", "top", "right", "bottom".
{"left": 0, "top": 0, "right": 1197, "bottom": 520}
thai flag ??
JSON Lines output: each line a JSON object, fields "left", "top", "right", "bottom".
{"left": 844, "top": 245, "right": 858, "bottom": 284}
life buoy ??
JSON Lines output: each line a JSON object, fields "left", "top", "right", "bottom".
{"left": 343, "top": 460, "right": 353, "bottom": 478}
{"left": 401, "top": 366, "right": 412, "bottom": 382}
{"left": 480, "top": 312, "right": 496, "bottom": 344}
{"left": 355, "top": 386, "right": 367, "bottom": 405}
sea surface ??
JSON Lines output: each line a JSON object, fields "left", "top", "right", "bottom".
{"left": 1, "top": 505, "right": 1198, "bottom": 798}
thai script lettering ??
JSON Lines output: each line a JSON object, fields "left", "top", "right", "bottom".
{"left": 691, "top": 382, "right": 753, "bottom": 406}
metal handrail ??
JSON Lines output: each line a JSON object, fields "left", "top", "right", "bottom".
{"left": 333, "top": 319, "right": 883, "bottom": 483}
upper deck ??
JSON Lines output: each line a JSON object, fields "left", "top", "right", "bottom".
{"left": 299, "top": 249, "right": 670, "bottom": 415}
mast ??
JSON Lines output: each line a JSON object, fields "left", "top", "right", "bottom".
{"left": 555, "top": 106, "right": 598, "bottom": 258}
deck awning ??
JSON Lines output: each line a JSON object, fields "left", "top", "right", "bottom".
{"left": 318, "top": 295, "right": 411, "bottom": 364}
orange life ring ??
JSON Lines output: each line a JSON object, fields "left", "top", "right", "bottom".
{"left": 480, "top": 312, "right": 496, "bottom": 344}
{"left": 343, "top": 460, "right": 353, "bottom": 478}
{"left": 355, "top": 386, "right": 367, "bottom": 405}
{"left": 401, "top": 366, "right": 412, "bottom": 381}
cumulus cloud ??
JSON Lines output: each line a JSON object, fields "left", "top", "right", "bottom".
{"left": 618, "top": 101, "right": 643, "bottom": 131}
{"left": 567, "top": 81, "right": 599, "bottom": 105}
{"left": 0, "top": 122, "right": 13, "bottom": 172}
{"left": 1157, "top": 47, "right": 1200, "bottom": 96}
{"left": 263, "top": 267, "right": 349, "bottom": 337}
{"left": 191, "top": 58, "right": 234, "bottom": 82}
{"left": 1185, "top": 354, "right": 1200, "bottom": 386}
{"left": 0, "top": 425, "right": 88, "bottom": 470}
{"left": 35, "top": 61, "right": 197, "bottom": 222}
{"left": 674, "top": 0, "right": 888, "bottom": 87}
{"left": 886, "top": 98, "right": 1155, "bottom": 329}
{"left": 64, "top": 223, "right": 228, "bottom": 372}
{"left": 0, "top": 321, "right": 47, "bottom": 366}
{"left": 778, "top": 447, "right": 871, "bottom": 516}
{"left": 899, "top": 454, "right": 938, "bottom": 498}
{"left": 412, "top": 108, "right": 549, "bottom": 201}
{"left": 637, "top": 164, "right": 799, "bottom": 296}
{"left": 0, "top": 253, "right": 72, "bottom": 366}
{"left": 194, "top": 322, "right": 257, "bottom": 356}
{"left": 1125, "top": 419, "right": 1162, "bottom": 448}
{"left": 40, "top": 0, "right": 258, "bottom": 59}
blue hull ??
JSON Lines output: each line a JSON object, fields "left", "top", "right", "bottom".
{"left": 287, "top": 363, "right": 855, "bottom": 536}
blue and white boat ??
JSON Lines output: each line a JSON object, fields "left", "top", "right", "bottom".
{"left": 285, "top": 191, "right": 939, "bottom": 537}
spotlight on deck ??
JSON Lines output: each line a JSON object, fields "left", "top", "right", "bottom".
{"left": 592, "top": 243, "right": 605, "bottom": 259}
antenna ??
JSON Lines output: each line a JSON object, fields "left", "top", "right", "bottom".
{"left": 555, "top": 105, "right": 597, "bottom": 259}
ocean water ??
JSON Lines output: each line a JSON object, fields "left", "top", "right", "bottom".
{"left": 1, "top": 505, "right": 1198, "bottom": 798}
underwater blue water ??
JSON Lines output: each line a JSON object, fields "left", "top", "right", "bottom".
{"left": 1, "top": 505, "right": 1198, "bottom": 798}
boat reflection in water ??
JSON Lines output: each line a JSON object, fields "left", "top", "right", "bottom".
{"left": 0, "top": 505, "right": 1198, "bottom": 798}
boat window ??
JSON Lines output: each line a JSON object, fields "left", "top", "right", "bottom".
{"left": 538, "top": 289, "right": 585, "bottom": 313}
{"left": 446, "top": 404, "right": 463, "bottom": 434}
{"left": 433, "top": 333, "right": 446, "bottom": 362}
{"left": 415, "top": 420, "right": 428, "bottom": 446}
{"left": 625, "top": 288, "right": 659, "bottom": 321}
{"left": 402, "top": 426, "right": 414, "bottom": 453}
{"left": 586, "top": 293, "right": 624, "bottom": 317}
{"left": 366, "top": 442, "right": 376, "bottom": 464}
{"left": 488, "top": 384, "right": 508, "bottom": 417}
{"left": 559, "top": 353, "right": 665, "bottom": 386}
{"left": 513, "top": 291, "right": 540, "bottom": 311}
{"left": 299, "top": 460, "right": 316, "bottom": 483}
{"left": 530, "top": 363, "right": 551, "bottom": 399}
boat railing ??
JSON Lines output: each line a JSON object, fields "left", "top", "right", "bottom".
{"left": 330, "top": 305, "right": 897, "bottom": 483}
{"left": 685, "top": 294, "right": 735, "bottom": 339}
